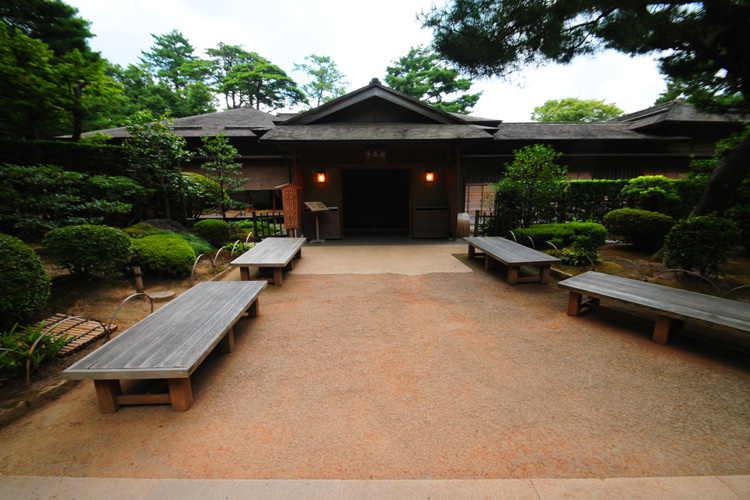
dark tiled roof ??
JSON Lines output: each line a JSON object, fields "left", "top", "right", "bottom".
{"left": 262, "top": 123, "right": 495, "bottom": 142}
{"left": 615, "top": 99, "right": 748, "bottom": 129}
{"left": 81, "top": 107, "right": 277, "bottom": 138}
{"left": 493, "top": 122, "right": 668, "bottom": 140}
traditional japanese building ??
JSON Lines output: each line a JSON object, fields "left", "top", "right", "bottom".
{"left": 86, "top": 78, "right": 746, "bottom": 239}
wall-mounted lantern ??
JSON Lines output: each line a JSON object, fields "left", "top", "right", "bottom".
{"left": 317, "top": 171, "right": 326, "bottom": 183}
{"left": 425, "top": 170, "right": 435, "bottom": 183}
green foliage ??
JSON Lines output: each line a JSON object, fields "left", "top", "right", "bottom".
{"left": 0, "top": 138, "right": 127, "bottom": 174}
{"left": 385, "top": 45, "right": 482, "bottom": 114}
{"left": 620, "top": 175, "right": 693, "bottom": 218}
{"left": 43, "top": 224, "right": 133, "bottom": 278}
{"left": 0, "top": 233, "right": 50, "bottom": 331}
{"left": 223, "top": 241, "right": 254, "bottom": 254}
{"left": 235, "top": 218, "right": 276, "bottom": 237}
{"left": 0, "top": 322, "right": 68, "bottom": 377}
{"left": 532, "top": 98, "right": 623, "bottom": 122}
{"left": 196, "top": 134, "right": 247, "bottom": 214}
{"left": 491, "top": 144, "right": 567, "bottom": 228}
{"left": 193, "top": 219, "right": 232, "bottom": 247}
{"left": 558, "top": 179, "right": 628, "bottom": 222}
{"left": 205, "top": 42, "right": 306, "bottom": 110}
{"left": 180, "top": 233, "right": 214, "bottom": 256}
{"left": 124, "top": 110, "right": 192, "bottom": 222}
{"left": 603, "top": 208, "right": 675, "bottom": 251}
{"left": 0, "top": 163, "right": 144, "bottom": 235}
{"left": 123, "top": 222, "right": 160, "bottom": 238}
{"left": 663, "top": 215, "right": 740, "bottom": 278}
{"left": 131, "top": 233, "right": 195, "bottom": 278}
{"left": 183, "top": 172, "right": 228, "bottom": 217}
{"left": 294, "top": 54, "right": 348, "bottom": 108}
{"left": 513, "top": 222, "right": 606, "bottom": 248}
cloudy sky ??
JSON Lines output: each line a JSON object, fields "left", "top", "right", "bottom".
{"left": 66, "top": 0, "right": 668, "bottom": 122}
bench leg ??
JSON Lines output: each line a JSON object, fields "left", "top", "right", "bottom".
{"left": 168, "top": 378, "right": 193, "bottom": 411}
{"left": 219, "top": 327, "right": 235, "bottom": 353}
{"left": 94, "top": 380, "right": 122, "bottom": 414}
{"left": 273, "top": 268, "right": 283, "bottom": 286}
{"left": 468, "top": 245, "right": 475, "bottom": 259}
{"left": 567, "top": 292, "right": 583, "bottom": 317}
{"left": 484, "top": 255, "right": 492, "bottom": 271}
{"left": 295, "top": 249, "right": 302, "bottom": 259}
{"left": 653, "top": 315, "right": 674, "bottom": 345}
{"left": 247, "top": 298, "right": 259, "bottom": 318}
{"left": 507, "top": 266, "right": 519, "bottom": 286}
{"left": 240, "top": 267, "right": 250, "bottom": 281}
{"left": 540, "top": 265, "right": 551, "bottom": 284}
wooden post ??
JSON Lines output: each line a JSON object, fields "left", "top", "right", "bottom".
{"left": 273, "top": 268, "right": 283, "bottom": 286}
{"left": 653, "top": 315, "right": 673, "bottom": 345}
{"left": 168, "top": 378, "right": 193, "bottom": 411}
{"left": 540, "top": 266, "right": 551, "bottom": 285}
{"left": 507, "top": 266, "right": 519, "bottom": 286}
{"left": 133, "top": 266, "right": 144, "bottom": 293}
{"left": 567, "top": 292, "right": 582, "bottom": 317}
{"left": 247, "top": 299, "right": 259, "bottom": 318}
{"left": 219, "top": 328, "right": 235, "bottom": 353}
{"left": 240, "top": 267, "right": 250, "bottom": 281}
{"left": 468, "top": 244, "right": 475, "bottom": 259}
{"left": 484, "top": 255, "right": 492, "bottom": 270}
{"left": 94, "top": 380, "right": 122, "bottom": 414}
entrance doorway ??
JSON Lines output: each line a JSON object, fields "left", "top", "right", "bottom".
{"left": 342, "top": 169, "right": 409, "bottom": 236}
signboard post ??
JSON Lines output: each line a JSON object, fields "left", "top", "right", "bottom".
{"left": 276, "top": 184, "right": 302, "bottom": 237}
{"left": 303, "top": 201, "right": 330, "bottom": 244}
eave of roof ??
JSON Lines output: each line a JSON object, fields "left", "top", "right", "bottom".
{"left": 261, "top": 123, "right": 495, "bottom": 143}
{"left": 493, "top": 122, "right": 686, "bottom": 140}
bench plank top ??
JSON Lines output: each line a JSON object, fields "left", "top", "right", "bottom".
{"left": 464, "top": 236, "right": 561, "bottom": 266}
{"left": 558, "top": 271, "right": 750, "bottom": 334}
{"left": 230, "top": 237, "right": 306, "bottom": 268}
{"left": 63, "top": 281, "right": 266, "bottom": 380}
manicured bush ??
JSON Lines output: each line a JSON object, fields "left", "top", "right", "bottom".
{"left": 558, "top": 179, "right": 628, "bottom": 222}
{"left": 180, "top": 233, "right": 214, "bottom": 256}
{"left": 0, "top": 233, "right": 50, "bottom": 331}
{"left": 513, "top": 222, "right": 607, "bottom": 248}
{"left": 193, "top": 219, "right": 232, "bottom": 248}
{"left": 123, "top": 222, "right": 161, "bottom": 238}
{"left": 603, "top": 208, "right": 675, "bottom": 251}
{"left": 131, "top": 233, "right": 196, "bottom": 277}
{"left": 43, "top": 225, "right": 133, "bottom": 278}
{"left": 663, "top": 215, "right": 740, "bottom": 278}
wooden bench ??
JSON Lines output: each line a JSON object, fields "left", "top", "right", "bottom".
{"left": 230, "top": 237, "right": 306, "bottom": 286}
{"left": 464, "top": 236, "right": 561, "bottom": 285}
{"left": 63, "top": 281, "right": 266, "bottom": 413}
{"left": 559, "top": 271, "right": 750, "bottom": 345}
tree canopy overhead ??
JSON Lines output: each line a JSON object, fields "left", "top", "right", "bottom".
{"left": 294, "top": 54, "right": 348, "bottom": 108}
{"left": 532, "top": 98, "right": 624, "bottom": 122}
{"left": 385, "top": 45, "right": 482, "bottom": 114}
{"left": 422, "top": 1, "right": 750, "bottom": 115}
{"left": 423, "top": 1, "right": 750, "bottom": 216}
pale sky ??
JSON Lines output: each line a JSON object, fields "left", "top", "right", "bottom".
{"left": 66, "top": 0, "right": 668, "bottom": 122}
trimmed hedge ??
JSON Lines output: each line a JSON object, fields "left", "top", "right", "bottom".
{"left": 43, "top": 225, "right": 133, "bottom": 278}
{"left": 193, "top": 219, "right": 232, "bottom": 248}
{"left": 603, "top": 208, "right": 675, "bottom": 251}
{"left": 131, "top": 233, "right": 196, "bottom": 277}
{"left": 558, "top": 179, "right": 628, "bottom": 223}
{"left": 0, "top": 233, "right": 50, "bottom": 330}
{"left": 513, "top": 222, "right": 607, "bottom": 248}
{"left": 663, "top": 215, "right": 740, "bottom": 277}
{"left": 0, "top": 138, "right": 127, "bottom": 175}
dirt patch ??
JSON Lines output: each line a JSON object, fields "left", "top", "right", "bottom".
{"left": 0, "top": 253, "right": 748, "bottom": 480}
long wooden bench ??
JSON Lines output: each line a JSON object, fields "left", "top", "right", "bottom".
{"left": 559, "top": 271, "right": 750, "bottom": 345}
{"left": 63, "top": 281, "right": 266, "bottom": 413}
{"left": 230, "top": 237, "right": 306, "bottom": 286}
{"left": 464, "top": 236, "right": 561, "bottom": 285}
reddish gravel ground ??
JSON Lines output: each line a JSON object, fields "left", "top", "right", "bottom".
{"left": 0, "top": 251, "right": 748, "bottom": 480}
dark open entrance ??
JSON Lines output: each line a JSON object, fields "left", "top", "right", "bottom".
{"left": 342, "top": 169, "right": 409, "bottom": 236}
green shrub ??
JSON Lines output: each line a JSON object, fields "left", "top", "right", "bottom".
{"left": 0, "top": 322, "right": 68, "bottom": 377}
{"left": 131, "top": 233, "right": 196, "bottom": 277}
{"left": 0, "top": 233, "right": 50, "bottom": 331}
{"left": 620, "top": 175, "right": 692, "bottom": 218}
{"left": 513, "top": 222, "right": 607, "bottom": 248}
{"left": 663, "top": 215, "right": 740, "bottom": 278}
{"left": 180, "top": 233, "right": 214, "bottom": 256}
{"left": 603, "top": 208, "right": 675, "bottom": 251}
{"left": 193, "top": 219, "right": 232, "bottom": 247}
{"left": 123, "top": 222, "right": 161, "bottom": 238}
{"left": 223, "top": 241, "right": 254, "bottom": 254}
{"left": 43, "top": 225, "right": 133, "bottom": 278}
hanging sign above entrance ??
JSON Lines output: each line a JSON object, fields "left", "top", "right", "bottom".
{"left": 304, "top": 201, "right": 330, "bottom": 212}
{"left": 364, "top": 149, "right": 387, "bottom": 162}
